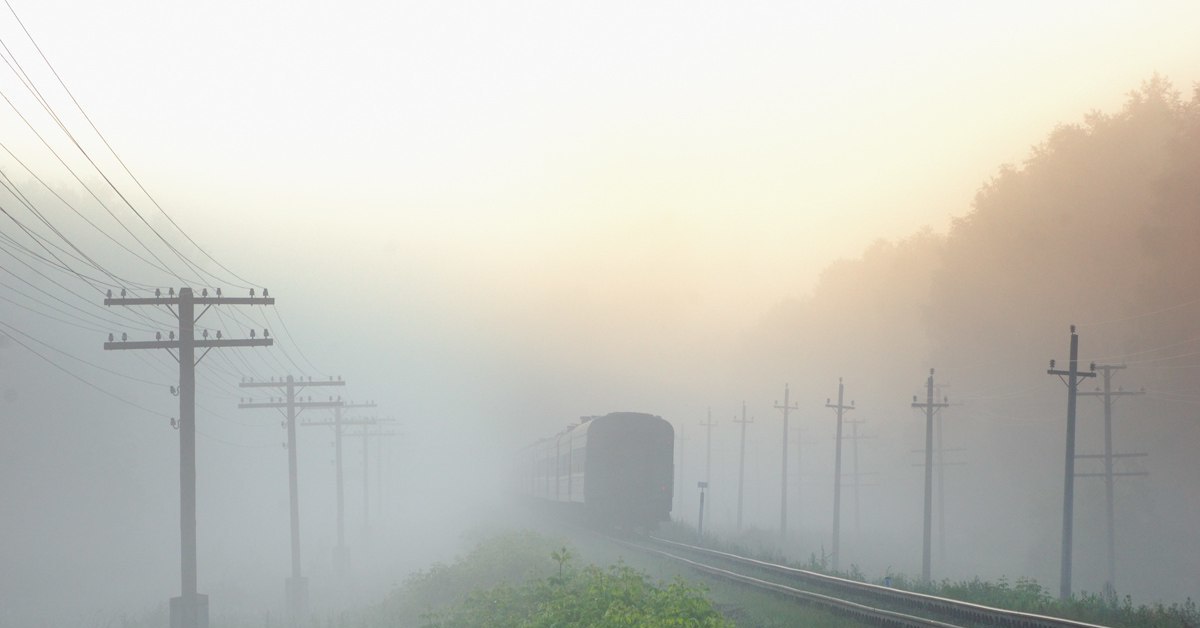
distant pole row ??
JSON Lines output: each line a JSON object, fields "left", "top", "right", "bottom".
{"left": 100, "top": 287, "right": 398, "bottom": 628}
{"left": 679, "top": 325, "right": 1142, "bottom": 599}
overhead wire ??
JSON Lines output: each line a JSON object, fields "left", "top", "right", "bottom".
{"left": 0, "top": 279, "right": 109, "bottom": 332}
{"left": 0, "top": 319, "right": 170, "bottom": 386}
{"left": 0, "top": 198, "right": 142, "bottom": 294}
{"left": 0, "top": 84, "right": 195, "bottom": 285}
{"left": 0, "top": 34, "right": 214, "bottom": 288}
{"left": 0, "top": 137, "right": 158, "bottom": 289}
{"left": 0, "top": 250, "right": 162, "bottom": 332}
{"left": 269, "top": 306, "right": 326, "bottom": 376}
{"left": 0, "top": 325, "right": 170, "bottom": 418}
{"left": 0, "top": 4, "right": 338, "bottom": 438}
{"left": 2, "top": 0, "right": 257, "bottom": 290}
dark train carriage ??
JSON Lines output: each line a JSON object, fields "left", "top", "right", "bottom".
{"left": 582, "top": 412, "right": 674, "bottom": 527}
{"left": 516, "top": 412, "right": 674, "bottom": 529}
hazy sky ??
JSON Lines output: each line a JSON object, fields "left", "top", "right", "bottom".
{"left": 5, "top": 0, "right": 1197, "bottom": 340}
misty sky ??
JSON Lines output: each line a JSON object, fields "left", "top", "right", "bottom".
{"left": 7, "top": 0, "right": 1198, "bottom": 338}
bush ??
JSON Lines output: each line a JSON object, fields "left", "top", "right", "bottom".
{"left": 425, "top": 562, "right": 731, "bottom": 627}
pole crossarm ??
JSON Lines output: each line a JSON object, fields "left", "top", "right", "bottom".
{"left": 302, "top": 419, "right": 382, "bottom": 427}
{"left": 105, "top": 296, "right": 276, "bottom": 306}
{"left": 1076, "top": 471, "right": 1149, "bottom": 477}
{"left": 240, "top": 378, "right": 345, "bottom": 389}
{"left": 106, "top": 338, "right": 273, "bottom": 351}
{"left": 239, "top": 400, "right": 344, "bottom": 410}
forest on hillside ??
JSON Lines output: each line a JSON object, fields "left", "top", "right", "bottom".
{"left": 741, "top": 76, "right": 1200, "bottom": 601}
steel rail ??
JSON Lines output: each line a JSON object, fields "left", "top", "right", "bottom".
{"left": 608, "top": 535, "right": 963, "bottom": 628}
{"left": 646, "top": 536, "right": 1111, "bottom": 628}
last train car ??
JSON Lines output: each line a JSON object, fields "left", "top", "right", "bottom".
{"left": 518, "top": 412, "right": 674, "bottom": 529}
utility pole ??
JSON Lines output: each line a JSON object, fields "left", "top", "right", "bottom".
{"left": 699, "top": 408, "right": 717, "bottom": 527}
{"left": 774, "top": 384, "right": 798, "bottom": 539}
{"left": 675, "top": 425, "right": 688, "bottom": 518}
{"left": 1048, "top": 325, "right": 1097, "bottom": 601}
{"left": 697, "top": 481, "right": 709, "bottom": 536}
{"left": 303, "top": 401, "right": 377, "bottom": 575}
{"left": 930, "top": 384, "right": 964, "bottom": 561}
{"left": 843, "top": 416, "right": 873, "bottom": 536}
{"left": 911, "top": 368, "right": 948, "bottom": 583}
{"left": 825, "top": 378, "right": 854, "bottom": 572}
{"left": 103, "top": 287, "right": 274, "bottom": 628}
{"left": 734, "top": 402, "right": 753, "bottom": 531}
{"left": 238, "top": 376, "right": 344, "bottom": 623}
{"left": 351, "top": 424, "right": 396, "bottom": 540}
{"left": 1078, "top": 364, "right": 1144, "bottom": 595}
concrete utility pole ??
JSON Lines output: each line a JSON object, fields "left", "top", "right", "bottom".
{"left": 734, "top": 402, "right": 753, "bottom": 531}
{"left": 825, "top": 378, "right": 854, "bottom": 572}
{"left": 238, "top": 376, "right": 344, "bottom": 622}
{"left": 303, "top": 401, "right": 377, "bottom": 575}
{"left": 103, "top": 287, "right": 274, "bottom": 628}
{"left": 1078, "top": 364, "right": 1145, "bottom": 595}
{"left": 697, "top": 481, "right": 709, "bottom": 536}
{"left": 774, "top": 384, "right": 798, "bottom": 539}
{"left": 911, "top": 368, "right": 948, "bottom": 583}
{"left": 1048, "top": 325, "right": 1097, "bottom": 601}
{"left": 699, "top": 408, "right": 717, "bottom": 527}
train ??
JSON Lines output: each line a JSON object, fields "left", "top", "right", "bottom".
{"left": 516, "top": 412, "right": 674, "bottom": 529}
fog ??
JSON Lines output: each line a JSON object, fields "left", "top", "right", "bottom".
{"left": 2, "top": 2, "right": 1200, "bottom": 626}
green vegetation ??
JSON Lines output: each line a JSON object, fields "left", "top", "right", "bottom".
{"left": 369, "top": 529, "right": 730, "bottom": 627}
{"left": 887, "top": 574, "right": 1200, "bottom": 628}
{"left": 424, "top": 562, "right": 731, "bottom": 627}
{"left": 369, "top": 529, "right": 564, "bottom": 626}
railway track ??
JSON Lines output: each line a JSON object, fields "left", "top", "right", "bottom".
{"left": 601, "top": 533, "right": 1112, "bottom": 628}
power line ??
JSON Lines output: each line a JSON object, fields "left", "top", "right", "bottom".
{"left": 0, "top": 137, "right": 161, "bottom": 288}
{"left": 0, "top": 319, "right": 168, "bottom": 386}
{"left": 0, "top": 84, "right": 193, "bottom": 284}
{"left": 2, "top": 0, "right": 257, "bottom": 289}
{"left": 0, "top": 325, "right": 169, "bottom": 418}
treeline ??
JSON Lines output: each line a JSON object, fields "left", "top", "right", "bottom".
{"left": 740, "top": 75, "right": 1200, "bottom": 601}
{"left": 752, "top": 74, "right": 1200, "bottom": 423}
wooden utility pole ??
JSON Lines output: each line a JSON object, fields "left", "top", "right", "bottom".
{"left": 699, "top": 408, "right": 717, "bottom": 527}
{"left": 844, "top": 416, "right": 873, "bottom": 536}
{"left": 1078, "top": 364, "right": 1144, "bottom": 595}
{"left": 1048, "top": 325, "right": 1096, "bottom": 600}
{"left": 931, "top": 384, "right": 964, "bottom": 561}
{"left": 774, "top": 384, "right": 798, "bottom": 538}
{"left": 238, "top": 376, "right": 344, "bottom": 622}
{"left": 911, "top": 368, "right": 948, "bottom": 583}
{"left": 825, "top": 378, "right": 854, "bottom": 571}
{"left": 734, "top": 402, "right": 753, "bottom": 531}
{"left": 103, "top": 287, "right": 274, "bottom": 628}
{"left": 351, "top": 424, "right": 396, "bottom": 539}
{"left": 302, "top": 404, "right": 378, "bottom": 574}
{"left": 675, "top": 425, "right": 688, "bottom": 518}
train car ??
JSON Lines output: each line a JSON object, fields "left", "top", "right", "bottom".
{"left": 517, "top": 412, "right": 674, "bottom": 529}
